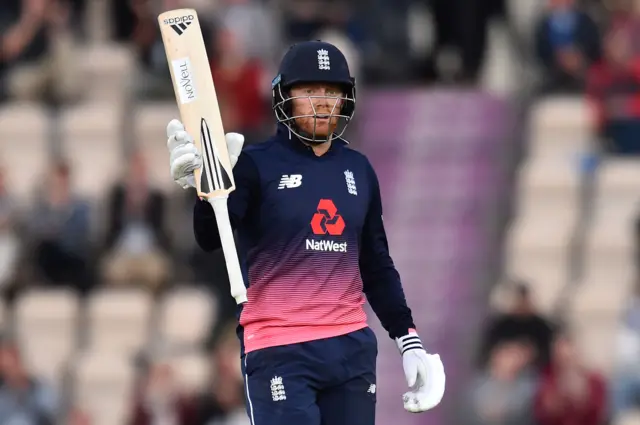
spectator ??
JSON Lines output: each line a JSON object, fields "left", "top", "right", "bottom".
{"left": 66, "top": 407, "right": 92, "bottom": 425}
{"left": 534, "top": 330, "right": 607, "bottom": 425}
{"left": 478, "top": 281, "right": 556, "bottom": 370}
{"left": 0, "top": 337, "right": 59, "bottom": 424}
{"left": 587, "top": 18, "right": 640, "bottom": 154}
{"left": 610, "top": 278, "right": 640, "bottom": 420}
{"left": 0, "top": 168, "right": 21, "bottom": 292}
{"left": 210, "top": 27, "right": 270, "bottom": 145}
{"left": 535, "top": 0, "right": 601, "bottom": 94}
{"left": 0, "top": 0, "right": 82, "bottom": 103}
{"left": 217, "top": 0, "right": 281, "bottom": 66}
{"left": 27, "top": 161, "right": 94, "bottom": 294}
{"left": 128, "top": 359, "right": 197, "bottom": 425}
{"left": 125, "top": 0, "right": 175, "bottom": 99}
{"left": 425, "top": 0, "right": 494, "bottom": 84}
{"left": 101, "top": 151, "right": 172, "bottom": 291}
{"left": 195, "top": 323, "right": 248, "bottom": 425}
{"left": 465, "top": 340, "right": 537, "bottom": 425}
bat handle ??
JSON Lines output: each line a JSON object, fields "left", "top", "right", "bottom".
{"left": 208, "top": 197, "right": 248, "bottom": 305}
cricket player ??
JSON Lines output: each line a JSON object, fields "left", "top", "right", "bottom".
{"left": 166, "top": 40, "right": 446, "bottom": 424}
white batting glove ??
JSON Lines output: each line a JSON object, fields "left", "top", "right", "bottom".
{"left": 396, "top": 331, "right": 446, "bottom": 413}
{"left": 166, "top": 119, "right": 245, "bottom": 189}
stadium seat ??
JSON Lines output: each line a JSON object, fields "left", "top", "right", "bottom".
{"left": 572, "top": 273, "right": 633, "bottom": 317}
{"left": 15, "top": 288, "right": 80, "bottom": 388}
{"left": 79, "top": 44, "right": 135, "bottom": 100}
{"left": 530, "top": 96, "right": 592, "bottom": 136}
{"left": 62, "top": 102, "right": 120, "bottom": 139}
{"left": 0, "top": 102, "right": 49, "bottom": 138}
{"left": 615, "top": 409, "right": 640, "bottom": 425}
{"left": 134, "top": 103, "right": 179, "bottom": 189}
{"left": 62, "top": 133, "right": 120, "bottom": 197}
{"left": 74, "top": 351, "right": 134, "bottom": 425}
{"left": 158, "top": 287, "right": 216, "bottom": 348}
{"left": 170, "top": 350, "right": 211, "bottom": 393}
{"left": 573, "top": 315, "right": 621, "bottom": 375}
{"left": 505, "top": 250, "right": 565, "bottom": 312}
{"left": 87, "top": 288, "right": 153, "bottom": 355}
{"left": 135, "top": 103, "right": 179, "bottom": 144}
{"left": 507, "top": 97, "right": 592, "bottom": 317}
{"left": 0, "top": 298, "right": 5, "bottom": 327}
{"left": 513, "top": 94, "right": 640, "bottom": 379}
{"left": 518, "top": 157, "right": 580, "bottom": 193}
{"left": 0, "top": 103, "right": 49, "bottom": 197}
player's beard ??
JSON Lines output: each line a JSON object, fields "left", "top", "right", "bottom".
{"left": 295, "top": 115, "right": 339, "bottom": 143}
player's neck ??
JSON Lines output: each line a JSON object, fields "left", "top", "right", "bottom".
{"left": 310, "top": 140, "right": 332, "bottom": 156}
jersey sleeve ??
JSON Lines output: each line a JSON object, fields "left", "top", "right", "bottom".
{"left": 360, "top": 160, "right": 416, "bottom": 339}
{"left": 193, "top": 151, "right": 260, "bottom": 251}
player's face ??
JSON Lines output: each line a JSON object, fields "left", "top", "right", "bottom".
{"left": 289, "top": 83, "right": 344, "bottom": 138}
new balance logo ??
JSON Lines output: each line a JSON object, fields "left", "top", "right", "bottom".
{"left": 278, "top": 174, "right": 302, "bottom": 189}
{"left": 270, "top": 376, "right": 286, "bottom": 402}
{"left": 170, "top": 21, "right": 192, "bottom": 35}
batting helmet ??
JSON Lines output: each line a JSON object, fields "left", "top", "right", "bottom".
{"left": 272, "top": 40, "right": 356, "bottom": 143}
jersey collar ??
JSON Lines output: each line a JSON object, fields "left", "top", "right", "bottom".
{"left": 275, "top": 123, "right": 347, "bottom": 156}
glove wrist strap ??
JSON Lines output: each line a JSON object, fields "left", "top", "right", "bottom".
{"left": 396, "top": 329, "right": 423, "bottom": 355}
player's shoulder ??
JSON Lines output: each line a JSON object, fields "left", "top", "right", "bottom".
{"left": 239, "top": 135, "right": 280, "bottom": 157}
{"left": 338, "top": 137, "right": 374, "bottom": 168}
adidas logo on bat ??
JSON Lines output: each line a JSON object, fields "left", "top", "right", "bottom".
{"left": 170, "top": 21, "right": 192, "bottom": 35}
{"left": 163, "top": 15, "right": 194, "bottom": 35}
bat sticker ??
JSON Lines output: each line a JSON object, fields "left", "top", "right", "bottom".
{"left": 200, "top": 118, "right": 233, "bottom": 193}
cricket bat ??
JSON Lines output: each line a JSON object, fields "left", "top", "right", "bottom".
{"left": 158, "top": 9, "right": 247, "bottom": 304}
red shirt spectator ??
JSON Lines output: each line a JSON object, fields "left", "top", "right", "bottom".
{"left": 533, "top": 333, "right": 607, "bottom": 425}
{"left": 210, "top": 28, "right": 268, "bottom": 136}
{"left": 587, "top": 26, "right": 640, "bottom": 131}
{"left": 211, "top": 58, "right": 267, "bottom": 132}
{"left": 127, "top": 362, "right": 198, "bottom": 425}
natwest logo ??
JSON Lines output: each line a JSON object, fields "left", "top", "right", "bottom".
{"left": 305, "top": 239, "right": 347, "bottom": 252}
{"left": 310, "top": 199, "right": 345, "bottom": 235}
{"left": 307, "top": 199, "right": 347, "bottom": 252}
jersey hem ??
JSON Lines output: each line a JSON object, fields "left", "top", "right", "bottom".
{"left": 243, "top": 322, "right": 369, "bottom": 353}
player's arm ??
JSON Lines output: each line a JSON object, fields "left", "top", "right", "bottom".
{"left": 193, "top": 151, "right": 259, "bottom": 251}
{"left": 360, "top": 159, "right": 445, "bottom": 413}
{"left": 359, "top": 160, "right": 416, "bottom": 339}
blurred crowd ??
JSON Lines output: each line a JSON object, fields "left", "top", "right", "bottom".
{"left": 2, "top": 0, "right": 640, "bottom": 424}
{"left": 0, "top": 321, "right": 248, "bottom": 425}
{"left": 467, "top": 282, "right": 606, "bottom": 425}
{"left": 535, "top": 0, "right": 640, "bottom": 155}
{"left": 467, "top": 276, "right": 640, "bottom": 425}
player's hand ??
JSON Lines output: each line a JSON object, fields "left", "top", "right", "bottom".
{"left": 166, "top": 119, "right": 244, "bottom": 189}
{"left": 396, "top": 331, "right": 445, "bottom": 413}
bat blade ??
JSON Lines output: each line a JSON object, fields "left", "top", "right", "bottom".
{"left": 159, "top": 9, "right": 247, "bottom": 304}
{"left": 157, "top": 9, "right": 235, "bottom": 200}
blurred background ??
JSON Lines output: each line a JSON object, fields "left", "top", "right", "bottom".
{"left": 2, "top": 0, "right": 640, "bottom": 424}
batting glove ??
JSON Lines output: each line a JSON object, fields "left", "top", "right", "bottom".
{"left": 396, "top": 330, "right": 446, "bottom": 413}
{"left": 166, "top": 119, "right": 244, "bottom": 189}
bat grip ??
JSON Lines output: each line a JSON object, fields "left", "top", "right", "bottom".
{"left": 208, "top": 197, "right": 248, "bottom": 305}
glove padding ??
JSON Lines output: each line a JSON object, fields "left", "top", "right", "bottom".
{"left": 396, "top": 332, "right": 446, "bottom": 413}
{"left": 166, "top": 119, "right": 244, "bottom": 189}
